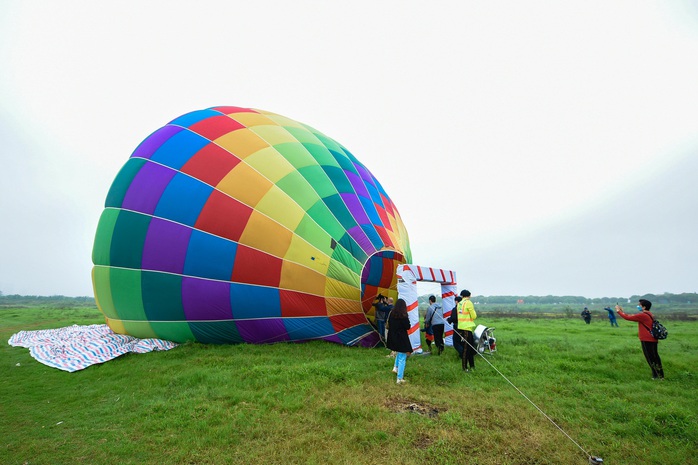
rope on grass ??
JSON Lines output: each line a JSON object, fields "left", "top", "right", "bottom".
{"left": 453, "top": 330, "right": 601, "bottom": 464}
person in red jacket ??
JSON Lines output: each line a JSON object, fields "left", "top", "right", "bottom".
{"left": 616, "top": 299, "right": 664, "bottom": 380}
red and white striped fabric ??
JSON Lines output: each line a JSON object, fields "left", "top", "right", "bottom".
{"left": 396, "top": 264, "right": 458, "bottom": 352}
{"left": 398, "top": 265, "right": 456, "bottom": 285}
{"left": 8, "top": 324, "right": 178, "bottom": 372}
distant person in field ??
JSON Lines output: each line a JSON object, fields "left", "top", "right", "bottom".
{"left": 581, "top": 307, "right": 592, "bottom": 324}
{"left": 424, "top": 295, "right": 445, "bottom": 355}
{"left": 448, "top": 289, "right": 477, "bottom": 371}
{"left": 616, "top": 300, "right": 664, "bottom": 380}
{"left": 387, "top": 298, "right": 412, "bottom": 384}
{"left": 603, "top": 306, "right": 619, "bottom": 327}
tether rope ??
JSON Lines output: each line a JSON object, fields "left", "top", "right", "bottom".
{"left": 452, "top": 329, "right": 599, "bottom": 463}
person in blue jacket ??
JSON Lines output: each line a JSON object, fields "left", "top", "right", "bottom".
{"left": 603, "top": 306, "right": 619, "bottom": 327}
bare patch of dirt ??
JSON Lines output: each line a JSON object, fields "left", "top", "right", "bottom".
{"left": 384, "top": 397, "right": 444, "bottom": 419}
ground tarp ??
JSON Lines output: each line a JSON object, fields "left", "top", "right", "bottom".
{"left": 8, "top": 324, "right": 178, "bottom": 372}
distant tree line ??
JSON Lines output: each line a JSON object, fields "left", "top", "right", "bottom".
{"left": 0, "top": 294, "right": 96, "bottom": 308}
{"left": 1, "top": 290, "right": 695, "bottom": 310}
{"left": 416, "top": 292, "right": 698, "bottom": 319}
{"left": 473, "top": 292, "right": 697, "bottom": 305}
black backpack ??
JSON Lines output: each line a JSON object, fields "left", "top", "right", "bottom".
{"left": 643, "top": 318, "right": 668, "bottom": 340}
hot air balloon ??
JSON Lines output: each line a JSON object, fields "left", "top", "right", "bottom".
{"left": 92, "top": 106, "right": 411, "bottom": 347}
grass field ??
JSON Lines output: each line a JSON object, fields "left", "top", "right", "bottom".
{"left": 1, "top": 306, "right": 697, "bottom": 465}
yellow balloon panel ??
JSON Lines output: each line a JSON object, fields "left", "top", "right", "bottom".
{"left": 325, "top": 276, "right": 361, "bottom": 300}
{"left": 245, "top": 147, "right": 295, "bottom": 183}
{"left": 215, "top": 128, "right": 269, "bottom": 159}
{"left": 280, "top": 261, "right": 327, "bottom": 296}
{"left": 239, "top": 210, "right": 293, "bottom": 258}
{"left": 250, "top": 125, "right": 300, "bottom": 145}
{"left": 216, "top": 162, "right": 273, "bottom": 208}
{"left": 255, "top": 185, "right": 305, "bottom": 232}
{"left": 228, "top": 112, "right": 277, "bottom": 127}
{"left": 326, "top": 296, "right": 360, "bottom": 317}
{"left": 283, "top": 235, "right": 331, "bottom": 273}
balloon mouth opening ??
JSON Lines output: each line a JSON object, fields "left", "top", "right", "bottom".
{"left": 360, "top": 249, "right": 408, "bottom": 336}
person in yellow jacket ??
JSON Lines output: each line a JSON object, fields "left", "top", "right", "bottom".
{"left": 452, "top": 289, "right": 477, "bottom": 371}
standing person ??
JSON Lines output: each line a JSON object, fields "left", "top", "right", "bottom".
{"left": 449, "top": 290, "right": 477, "bottom": 371}
{"left": 616, "top": 300, "right": 664, "bottom": 380}
{"left": 385, "top": 297, "right": 394, "bottom": 339}
{"left": 423, "top": 296, "right": 435, "bottom": 352}
{"left": 581, "top": 307, "right": 592, "bottom": 324}
{"left": 603, "top": 306, "right": 619, "bottom": 327}
{"left": 387, "top": 298, "right": 412, "bottom": 384}
{"left": 449, "top": 296, "right": 463, "bottom": 359}
{"left": 372, "top": 295, "right": 392, "bottom": 342}
{"left": 424, "top": 314, "right": 434, "bottom": 352}
{"left": 424, "top": 295, "right": 445, "bottom": 355}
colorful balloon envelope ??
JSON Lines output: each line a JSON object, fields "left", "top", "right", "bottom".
{"left": 92, "top": 106, "right": 411, "bottom": 346}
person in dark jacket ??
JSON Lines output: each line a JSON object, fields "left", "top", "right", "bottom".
{"left": 449, "top": 296, "right": 463, "bottom": 358}
{"left": 616, "top": 299, "right": 664, "bottom": 379}
{"left": 387, "top": 298, "right": 412, "bottom": 384}
{"left": 372, "top": 295, "right": 392, "bottom": 343}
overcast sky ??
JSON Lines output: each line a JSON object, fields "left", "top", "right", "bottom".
{"left": 1, "top": 1, "right": 697, "bottom": 298}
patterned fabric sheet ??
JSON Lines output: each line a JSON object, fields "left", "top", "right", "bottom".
{"left": 8, "top": 324, "right": 178, "bottom": 372}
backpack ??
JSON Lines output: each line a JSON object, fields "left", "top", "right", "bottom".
{"left": 650, "top": 320, "right": 668, "bottom": 340}
{"left": 642, "top": 318, "right": 668, "bottom": 340}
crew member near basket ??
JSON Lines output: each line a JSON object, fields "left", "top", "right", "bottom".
{"left": 616, "top": 299, "right": 664, "bottom": 380}
{"left": 448, "top": 289, "right": 477, "bottom": 371}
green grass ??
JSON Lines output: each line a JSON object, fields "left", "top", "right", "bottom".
{"left": 2, "top": 307, "right": 697, "bottom": 465}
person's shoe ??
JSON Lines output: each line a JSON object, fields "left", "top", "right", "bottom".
{"left": 396, "top": 379, "right": 407, "bottom": 384}
{"left": 392, "top": 367, "right": 398, "bottom": 373}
